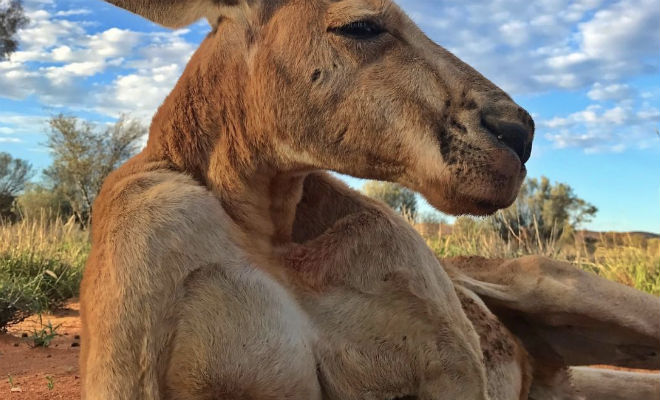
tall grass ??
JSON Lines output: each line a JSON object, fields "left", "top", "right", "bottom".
{"left": 417, "top": 219, "right": 660, "bottom": 296}
{"left": 0, "top": 214, "right": 89, "bottom": 329}
{"left": 587, "top": 237, "right": 660, "bottom": 295}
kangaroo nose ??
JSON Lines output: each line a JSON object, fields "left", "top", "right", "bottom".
{"left": 480, "top": 109, "right": 534, "bottom": 164}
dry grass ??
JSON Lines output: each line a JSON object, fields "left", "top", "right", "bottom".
{"left": 587, "top": 237, "right": 660, "bottom": 295}
{"left": 0, "top": 214, "right": 88, "bottom": 258}
{"left": 0, "top": 215, "right": 89, "bottom": 329}
{"left": 416, "top": 218, "right": 660, "bottom": 296}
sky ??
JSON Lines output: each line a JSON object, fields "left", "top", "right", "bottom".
{"left": 0, "top": 0, "right": 658, "bottom": 233}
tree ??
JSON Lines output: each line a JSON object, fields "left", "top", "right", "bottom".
{"left": 44, "top": 114, "right": 146, "bottom": 226}
{"left": 0, "top": 152, "right": 33, "bottom": 218}
{"left": 362, "top": 180, "right": 417, "bottom": 221}
{"left": 0, "top": 0, "right": 28, "bottom": 59}
{"left": 491, "top": 176, "right": 598, "bottom": 243}
{"left": 0, "top": 151, "right": 32, "bottom": 195}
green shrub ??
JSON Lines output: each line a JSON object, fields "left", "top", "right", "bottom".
{"left": 0, "top": 252, "right": 83, "bottom": 329}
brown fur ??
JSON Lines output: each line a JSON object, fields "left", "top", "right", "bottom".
{"left": 455, "top": 287, "right": 532, "bottom": 400}
{"left": 83, "top": 0, "right": 537, "bottom": 398}
{"left": 444, "top": 256, "right": 660, "bottom": 369}
{"left": 570, "top": 367, "right": 660, "bottom": 400}
{"left": 444, "top": 255, "right": 660, "bottom": 400}
{"left": 83, "top": 0, "right": 656, "bottom": 398}
{"left": 283, "top": 178, "right": 489, "bottom": 399}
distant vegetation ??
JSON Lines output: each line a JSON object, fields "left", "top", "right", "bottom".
{"left": 490, "top": 176, "right": 598, "bottom": 245}
{"left": 0, "top": 151, "right": 33, "bottom": 219}
{"left": 421, "top": 218, "right": 659, "bottom": 296}
{"left": 1, "top": 114, "right": 145, "bottom": 226}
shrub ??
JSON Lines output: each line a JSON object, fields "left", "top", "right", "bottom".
{"left": 587, "top": 237, "right": 660, "bottom": 296}
{"left": 0, "top": 252, "right": 83, "bottom": 328}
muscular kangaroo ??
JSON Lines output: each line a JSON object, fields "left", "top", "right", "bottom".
{"left": 81, "top": 0, "right": 534, "bottom": 398}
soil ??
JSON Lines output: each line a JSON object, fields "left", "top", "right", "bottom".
{"left": 0, "top": 300, "right": 81, "bottom": 399}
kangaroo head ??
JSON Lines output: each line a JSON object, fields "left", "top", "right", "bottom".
{"left": 106, "top": 0, "right": 534, "bottom": 216}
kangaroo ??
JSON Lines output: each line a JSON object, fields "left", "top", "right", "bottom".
{"left": 81, "top": 0, "right": 534, "bottom": 398}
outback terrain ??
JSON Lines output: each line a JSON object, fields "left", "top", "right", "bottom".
{"left": 1, "top": 300, "right": 80, "bottom": 398}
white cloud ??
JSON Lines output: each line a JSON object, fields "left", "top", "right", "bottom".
{"left": 543, "top": 102, "right": 660, "bottom": 152}
{"left": 587, "top": 83, "right": 634, "bottom": 102}
{"left": 95, "top": 64, "right": 184, "bottom": 124}
{"left": 0, "top": 9, "right": 117, "bottom": 104}
{"left": 55, "top": 9, "right": 91, "bottom": 17}
{"left": 580, "top": 0, "right": 659, "bottom": 62}
{"left": 17, "top": 9, "right": 86, "bottom": 51}
{"left": 93, "top": 31, "right": 195, "bottom": 123}
{"left": 537, "top": 0, "right": 659, "bottom": 87}
{"left": 544, "top": 103, "right": 658, "bottom": 129}
{"left": 0, "top": 5, "right": 196, "bottom": 120}
{"left": 499, "top": 20, "right": 529, "bottom": 47}
{"left": 636, "top": 107, "right": 660, "bottom": 121}
{"left": 560, "top": 0, "right": 605, "bottom": 22}
{"left": 402, "top": 0, "right": 658, "bottom": 94}
{"left": 0, "top": 114, "right": 48, "bottom": 137}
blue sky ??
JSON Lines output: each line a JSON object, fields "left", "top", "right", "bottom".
{"left": 0, "top": 0, "right": 658, "bottom": 233}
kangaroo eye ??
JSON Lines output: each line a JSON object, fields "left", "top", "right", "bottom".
{"left": 330, "top": 19, "right": 385, "bottom": 39}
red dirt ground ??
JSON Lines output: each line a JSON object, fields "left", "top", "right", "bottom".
{"left": 1, "top": 300, "right": 81, "bottom": 399}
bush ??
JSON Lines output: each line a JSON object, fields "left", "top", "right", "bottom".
{"left": 0, "top": 252, "right": 83, "bottom": 328}
{"left": 0, "top": 152, "right": 34, "bottom": 220}
{"left": 586, "top": 237, "right": 660, "bottom": 296}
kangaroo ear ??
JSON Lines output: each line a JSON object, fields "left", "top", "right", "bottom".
{"left": 104, "top": 0, "right": 236, "bottom": 28}
{"left": 444, "top": 256, "right": 660, "bottom": 370}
